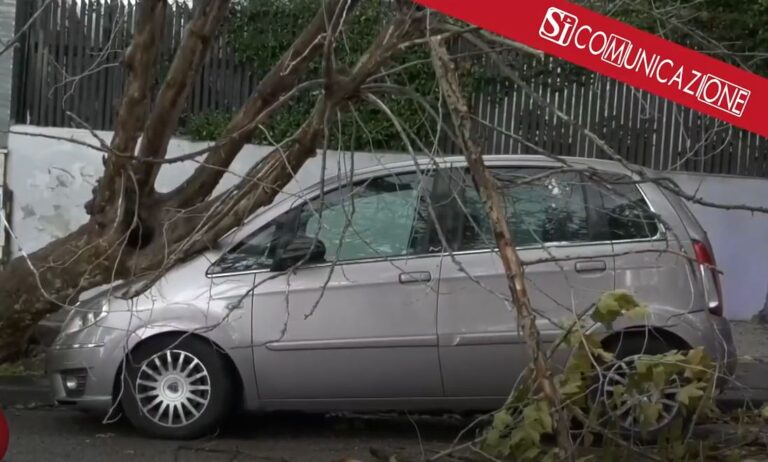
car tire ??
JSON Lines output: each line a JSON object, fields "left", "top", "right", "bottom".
{"left": 607, "top": 330, "right": 678, "bottom": 359}
{"left": 598, "top": 332, "right": 688, "bottom": 443}
{"left": 120, "top": 335, "right": 234, "bottom": 439}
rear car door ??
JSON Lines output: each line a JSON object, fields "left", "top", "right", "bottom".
{"left": 435, "top": 165, "right": 617, "bottom": 398}
{"left": 586, "top": 173, "right": 697, "bottom": 318}
{"left": 209, "top": 167, "right": 445, "bottom": 400}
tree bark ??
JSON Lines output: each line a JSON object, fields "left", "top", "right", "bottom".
{"left": 0, "top": 226, "right": 119, "bottom": 361}
{"left": 165, "top": 0, "right": 363, "bottom": 209}
{"left": 87, "top": 0, "right": 167, "bottom": 224}
{"left": 133, "top": 0, "right": 232, "bottom": 198}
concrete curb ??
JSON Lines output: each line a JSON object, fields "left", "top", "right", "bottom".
{"left": 0, "top": 376, "right": 52, "bottom": 407}
{"left": 717, "top": 394, "right": 768, "bottom": 412}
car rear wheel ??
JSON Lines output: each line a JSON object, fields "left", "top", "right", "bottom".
{"left": 598, "top": 333, "right": 687, "bottom": 442}
{"left": 120, "top": 335, "right": 234, "bottom": 439}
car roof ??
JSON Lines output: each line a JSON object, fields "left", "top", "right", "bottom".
{"left": 304, "top": 154, "right": 637, "bottom": 191}
{"left": 378, "top": 154, "right": 629, "bottom": 170}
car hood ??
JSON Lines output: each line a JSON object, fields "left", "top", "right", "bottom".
{"left": 130, "top": 252, "right": 223, "bottom": 307}
{"left": 74, "top": 250, "right": 222, "bottom": 312}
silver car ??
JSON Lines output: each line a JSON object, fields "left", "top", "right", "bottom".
{"left": 47, "top": 155, "right": 737, "bottom": 439}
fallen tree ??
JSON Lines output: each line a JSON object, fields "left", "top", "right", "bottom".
{"left": 0, "top": 0, "right": 428, "bottom": 361}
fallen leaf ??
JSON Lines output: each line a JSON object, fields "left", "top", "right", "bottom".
{"left": 626, "top": 306, "right": 649, "bottom": 320}
{"left": 676, "top": 382, "right": 705, "bottom": 405}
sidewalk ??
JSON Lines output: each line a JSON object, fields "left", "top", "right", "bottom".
{"left": 718, "top": 321, "right": 768, "bottom": 410}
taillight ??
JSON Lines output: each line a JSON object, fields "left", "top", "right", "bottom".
{"left": 692, "top": 240, "right": 723, "bottom": 316}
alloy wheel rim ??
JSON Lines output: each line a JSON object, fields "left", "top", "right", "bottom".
{"left": 602, "top": 354, "right": 682, "bottom": 432}
{"left": 135, "top": 350, "right": 211, "bottom": 427}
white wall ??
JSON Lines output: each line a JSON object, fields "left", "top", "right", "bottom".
{"left": 6, "top": 126, "right": 413, "bottom": 256}
{"left": 666, "top": 172, "right": 768, "bottom": 321}
{"left": 6, "top": 126, "right": 768, "bottom": 320}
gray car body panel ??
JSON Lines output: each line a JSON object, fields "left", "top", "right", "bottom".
{"left": 47, "top": 155, "right": 738, "bottom": 415}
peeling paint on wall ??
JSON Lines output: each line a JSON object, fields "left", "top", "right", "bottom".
{"left": 20, "top": 162, "right": 101, "bottom": 240}
{"left": 20, "top": 204, "right": 35, "bottom": 219}
{"left": 36, "top": 205, "right": 72, "bottom": 238}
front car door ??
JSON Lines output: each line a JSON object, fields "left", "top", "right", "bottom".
{"left": 435, "top": 163, "right": 617, "bottom": 399}
{"left": 209, "top": 166, "right": 444, "bottom": 401}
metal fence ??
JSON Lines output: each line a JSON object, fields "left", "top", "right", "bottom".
{"left": 10, "top": 0, "right": 768, "bottom": 177}
{"left": 11, "top": 0, "right": 258, "bottom": 130}
{"left": 455, "top": 68, "right": 768, "bottom": 177}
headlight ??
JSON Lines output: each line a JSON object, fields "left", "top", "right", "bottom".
{"left": 61, "top": 298, "right": 110, "bottom": 335}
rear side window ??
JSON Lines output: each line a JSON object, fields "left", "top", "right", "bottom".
{"left": 585, "top": 174, "right": 660, "bottom": 241}
{"left": 445, "top": 168, "right": 659, "bottom": 251}
{"left": 447, "top": 168, "right": 591, "bottom": 250}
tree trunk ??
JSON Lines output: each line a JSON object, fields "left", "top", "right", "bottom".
{"left": 0, "top": 226, "right": 119, "bottom": 361}
{"left": 0, "top": 2, "right": 424, "bottom": 362}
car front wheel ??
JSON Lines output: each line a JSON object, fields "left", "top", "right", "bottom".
{"left": 120, "top": 335, "right": 234, "bottom": 439}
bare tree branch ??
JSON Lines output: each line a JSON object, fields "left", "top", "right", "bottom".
{"left": 132, "top": 0, "right": 232, "bottom": 197}
{"left": 86, "top": 0, "right": 168, "bottom": 225}
{"left": 430, "top": 35, "right": 574, "bottom": 458}
{"left": 164, "top": 0, "right": 363, "bottom": 209}
{"left": 129, "top": 5, "right": 426, "bottom": 281}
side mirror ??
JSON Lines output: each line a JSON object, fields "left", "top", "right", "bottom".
{"left": 270, "top": 235, "right": 326, "bottom": 272}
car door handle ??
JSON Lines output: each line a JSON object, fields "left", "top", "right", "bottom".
{"left": 574, "top": 260, "right": 607, "bottom": 273}
{"left": 398, "top": 271, "right": 432, "bottom": 284}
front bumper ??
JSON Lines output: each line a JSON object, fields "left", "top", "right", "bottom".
{"left": 46, "top": 345, "right": 117, "bottom": 414}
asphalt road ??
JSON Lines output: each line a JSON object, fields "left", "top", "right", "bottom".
{"left": 2, "top": 408, "right": 471, "bottom": 462}
{"left": 3, "top": 362, "right": 768, "bottom": 462}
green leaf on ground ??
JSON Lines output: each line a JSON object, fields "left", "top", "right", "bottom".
{"left": 676, "top": 382, "right": 705, "bottom": 405}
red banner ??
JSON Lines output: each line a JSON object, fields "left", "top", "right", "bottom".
{"left": 0, "top": 408, "right": 7, "bottom": 460}
{"left": 413, "top": 0, "right": 768, "bottom": 138}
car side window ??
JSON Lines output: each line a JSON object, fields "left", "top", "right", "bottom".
{"left": 585, "top": 174, "right": 660, "bottom": 241}
{"left": 208, "top": 172, "right": 434, "bottom": 275}
{"left": 451, "top": 168, "right": 590, "bottom": 251}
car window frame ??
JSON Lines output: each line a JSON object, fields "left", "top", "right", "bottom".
{"left": 206, "top": 168, "right": 440, "bottom": 277}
